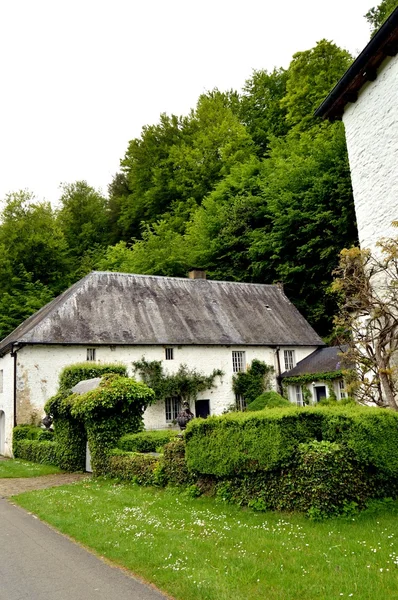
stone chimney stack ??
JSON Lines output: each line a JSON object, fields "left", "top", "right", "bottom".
{"left": 188, "top": 269, "right": 207, "bottom": 280}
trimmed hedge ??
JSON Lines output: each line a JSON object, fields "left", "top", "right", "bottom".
{"left": 14, "top": 439, "right": 58, "bottom": 466}
{"left": 58, "top": 363, "right": 128, "bottom": 392}
{"left": 246, "top": 391, "right": 291, "bottom": 411}
{"left": 118, "top": 430, "right": 179, "bottom": 453}
{"left": 12, "top": 425, "right": 41, "bottom": 455}
{"left": 216, "top": 441, "right": 372, "bottom": 518}
{"left": 107, "top": 450, "right": 165, "bottom": 485}
{"left": 185, "top": 408, "right": 324, "bottom": 476}
{"left": 163, "top": 438, "right": 193, "bottom": 486}
{"left": 185, "top": 406, "right": 398, "bottom": 478}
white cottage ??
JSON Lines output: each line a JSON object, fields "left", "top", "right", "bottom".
{"left": 316, "top": 7, "right": 398, "bottom": 252}
{"left": 0, "top": 270, "right": 324, "bottom": 456}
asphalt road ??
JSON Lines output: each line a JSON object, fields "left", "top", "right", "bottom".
{"left": 0, "top": 499, "right": 168, "bottom": 600}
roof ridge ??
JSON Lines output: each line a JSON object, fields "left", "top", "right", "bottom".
{"left": 91, "top": 271, "right": 279, "bottom": 288}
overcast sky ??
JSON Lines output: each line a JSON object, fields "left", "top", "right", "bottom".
{"left": 0, "top": 0, "right": 373, "bottom": 205}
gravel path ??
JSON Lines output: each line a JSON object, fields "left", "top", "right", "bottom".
{"left": 0, "top": 472, "right": 89, "bottom": 497}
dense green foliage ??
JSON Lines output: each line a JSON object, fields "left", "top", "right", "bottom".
{"left": 133, "top": 358, "right": 223, "bottom": 403}
{"left": 366, "top": 0, "right": 398, "bottom": 35}
{"left": 118, "top": 430, "right": 178, "bottom": 453}
{"left": 0, "top": 26, "right": 368, "bottom": 340}
{"left": 185, "top": 407, "right": 398, "bottom": 479}
{"left": 107, "top": 450, "right": 165, "bottom": 485}
{"left": 246, "top": 391, "right": 291, "bottom": 411}
{"left": 12, "top": 425, "right": 58, "bottom": 466}
{"left": 58, "top": 362, "right": 128, "bottom": 392}
{"left": 232, "top": 360, "right": 275, "bottom": 405}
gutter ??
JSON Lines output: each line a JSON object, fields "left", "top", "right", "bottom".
{"left": 315, "top": 7, "right": 398, "bottom": 119}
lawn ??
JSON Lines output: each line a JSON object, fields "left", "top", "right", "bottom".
{"left": 0, "top": 459, "right": 62, "bottom": 478}
{"left": 14, "top": 479, "right": 398, "bottom": 600}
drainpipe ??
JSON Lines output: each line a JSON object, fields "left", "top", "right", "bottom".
{"left": 274, "top": 346, "right": 282, "bottom": 394}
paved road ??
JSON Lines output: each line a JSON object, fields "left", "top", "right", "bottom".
{"left": 0, "top": 499, "right": 169, "bottom": 600}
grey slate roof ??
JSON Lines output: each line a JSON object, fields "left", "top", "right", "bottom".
{"left": 281, "top": 346, "right": 350, "bottom": 378}
{"left": 0, "top": 271, "right": 324, "bottom": 353}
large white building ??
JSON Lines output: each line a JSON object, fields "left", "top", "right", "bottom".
{"left": 316, "top": 7, "right": 398, "bottom": 253}
{"left": 0, "top": 270, "right": 324, "bottom": 456}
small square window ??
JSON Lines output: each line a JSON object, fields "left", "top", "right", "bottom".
{"left": 284, "top": 350, "right": 295, "bottom": 371}
{"left": 165, "top": 347, "right": 174, "bottom": 360}
{"left": 87, "top": 348, "right": 96, "bottom": 361}
{"left": 232, "top": 351, "right": 245, "bottom": 373}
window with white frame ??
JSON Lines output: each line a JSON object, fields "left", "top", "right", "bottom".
{"left": 284, "top": 350, "right": 295, "bottom": 371}
{"left": 338, "top": 380, "right": 347, "bottom": 399}
{"left": 232, "top": 351, "right": 246, "bottom": 373}
{"left": 86, "top": 348, "right": 96, "bottom": 361}
{"left": 0, "top": 370, "right": 3, "bottom": 393}
{"left": 295, "top": 385, "right": 303, "bottom": 406}
{"left": 165, "top": 397, "right": 180, "bottom": 422}
{"left": 235, "top": 394, "right": 246, "bottom": 411}
{"left": 165, "top": 347, "right": 174, "bottom": 360}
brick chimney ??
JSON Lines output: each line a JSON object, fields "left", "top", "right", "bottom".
{"left": 188, "top": 269, "right": 206, "bottom": 280}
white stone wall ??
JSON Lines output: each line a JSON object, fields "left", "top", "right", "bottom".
{"left": 0, "top": 353, "right": 15, "bottom": 456}
{"left": 343, "top": 54, "right": 398, "bottom": 254}
{"left": 0, "top": 343, "right": 317, "bottom": 455}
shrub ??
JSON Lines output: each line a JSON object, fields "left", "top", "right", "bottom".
{"left": 246, "top": 391, "right": 291, "bottom": 411}
{"left": 37, "top": 429, "right": 55, "bottom": 441}
{"left": 163, "top": 438, "right": 192, "bottom": 486}
{"left": 58, "top": 362, "right": 127, "bottom": 392}
{"left": 14, "top": 439, "right": 58, "bottom": 466}
{"left": 70, "top": 376, "right": 155, "bottom": 475}
{"left": 45, "top": 391, "right": 86, "bottom": 471}
{"left": 232, "top": 359, "right": 274, "bottom": 404}
{"left": 107, "top": 450, "right": 165, "bottom": 486}
{"left": 215, "top": 441, "right": 371, "bottom": 518}
{"left": 118, "top": 430, "right": 179, "bottom": 453}
{"left": 12, "top": 425, "right": 41, "bottom": 456}
{"left": 185, "top": 408, "right": 324, "bottom": 477}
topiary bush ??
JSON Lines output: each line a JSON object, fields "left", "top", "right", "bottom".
{"left": 185, "top": 408, "right": 324, "bottom": 477}
{"left": 118, "top": 430, "right": 179, "bottom": 453}
{"left": 45, "top": 391, "right": 86, "bottom": 471}
{"left": 58, "top": 362, "right": 128, "bottom": 392}
{"left": 246, "top": 391, "right": 291, "bottom": 411}
{"left": 163, "top": 438, "right": 193, "bottom": 486}
{"left": 70, "top": 375, "right": 155, "bottom": 475}
{"left": 107, "top": 450, "right": 166, "bottom": 485}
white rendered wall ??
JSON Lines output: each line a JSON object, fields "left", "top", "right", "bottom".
{"left": 0, "top": 343, "right": 317, "bottom": 453}
{"left": 343, "top": 54, "right": 398, "bottom": 254}
{"left": 0, "top": 353, "right": 16, "bottom": 456}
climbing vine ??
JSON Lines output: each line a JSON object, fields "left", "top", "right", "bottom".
{"left": 281, "top": 370, "right": 351, "bottom": 405}
{"left": 132, "top": 359, "right": 223, "bottom": 403}
{"left": 232, "top": 359, "right": 275, "bottom": 404}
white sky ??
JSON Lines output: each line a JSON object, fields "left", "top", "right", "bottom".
{"left": 0, "top": 0, "right": 372, "bottom": 204}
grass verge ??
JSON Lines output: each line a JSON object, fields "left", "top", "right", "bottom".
{"left": 0, "top": 459, "right": 62, "bottom": 478}
{"left": 14, "top": 479, "right": 398, "bottom": 600}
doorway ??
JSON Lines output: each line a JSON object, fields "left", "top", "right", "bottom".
{"left": 315, "top": 386, "right": 327, "bottom": 403}
{"left": 0, "top": 411, "right": 5, "bottom": 455}
{"left": 195, "top": 400, "right": 210, "bottom": 419}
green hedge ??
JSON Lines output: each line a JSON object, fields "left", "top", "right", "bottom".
{"left": 246, "top": 391, "right": 291, "bottom": 411}
{"left": 107, "top": 450, "right": 165, "bottom": 485}
{"left": 185, "top": 408, "right": 324, "bottom": 476}
{"left": 163, "top": 438, "right": 193, "bottom": 486}
{"left": 185, "top": 407, "right": 398, "bottom": 478}
{"left": 12, "top": 425, "right": 41, "bottom": 456}
{"left": 118, "top": 430, "right": 179, "bottom": 453}
{"left": 14, "top": 439, "right": 58, "bottom": 466}
{"left": 216, "top": 441, "right": 372, "bottom": 518}
{"left": 58, "top": 363, "right": 128, "bottom": 392}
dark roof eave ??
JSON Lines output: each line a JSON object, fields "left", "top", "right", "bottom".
{"left": 315, "top": 7, "right": 398, "bottom": 120}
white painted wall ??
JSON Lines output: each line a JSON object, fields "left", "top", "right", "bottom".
{"left": 287, "top": 378, "right": 346, "bottom": 406}
{"left": 0, "top": 353, "right": 15, "bottom": 456}
{"left": 0, "top": 343, "right": 317, "bottom": 455}
{"left": 343, "top": 54, "right": 398, "bottom": 254}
